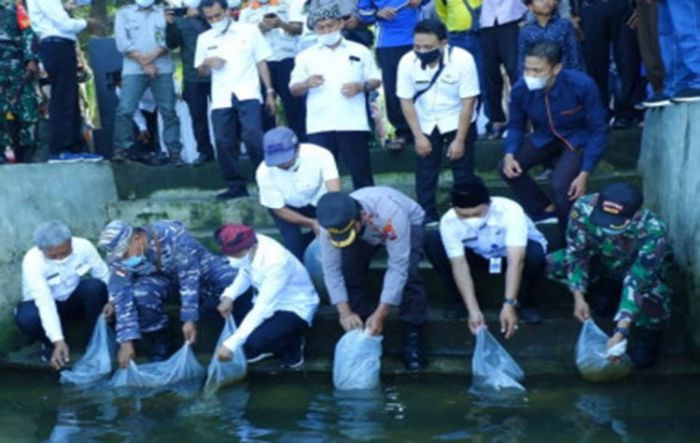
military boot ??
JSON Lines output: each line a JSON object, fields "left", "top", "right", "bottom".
{"left": 402, "top": 324, "right": 427, "bottom": 371}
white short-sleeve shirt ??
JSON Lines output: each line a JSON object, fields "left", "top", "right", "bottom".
{"left": 194, "top": 21, "right": 272, "bottom": 110}
{"left": 289, "top": 38, "right": 381, "bottom": 134}
{"left": 238, "top": 0, "right": 305, "bottom": 62}
{"left": 439, "top": 197, "right": 547, "bottom": 259}
{"left": 256, "top": 143, "right": 339, "bottom": 209}
{"left": 396, "top": 46, "right": 480, "bottom": 135}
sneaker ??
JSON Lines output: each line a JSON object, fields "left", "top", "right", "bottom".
{"left": 247, "top": 352, "right": 274, "bottom": 364}
{"left": 75, "top": 152, "right": 104, "bottom": 162}
{"left": 48, "top": 152, "right": 83, "bottom": 163}
{"left": 671, "top": 88, "right": 700, "bottom": 103}
{"left": 280, "top": 338, "right": 305, "bottom": 369}
{"left": 530, "top": 211, "right": 557, "bottom": 225}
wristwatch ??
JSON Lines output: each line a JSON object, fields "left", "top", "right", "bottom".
{"left": 503, "top": 297, "right": 519, "bottom": 308}
{"left": 614, "top": 326, "right": 630, "bottom": 338}
{"left": 362, "top": 81, "right": 371, "bottom": 94}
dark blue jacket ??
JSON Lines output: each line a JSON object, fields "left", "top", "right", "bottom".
{"left": 504, "top": 69, "right": 608, "bottom": 172}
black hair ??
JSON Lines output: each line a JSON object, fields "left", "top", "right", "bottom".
{"left": 413, "top": 19, "right": 448, "bottom": 41}
{"left": 200, "top": 0, "right": 228, "bottom": 9}
{"left": 524, "top": 39, "right": 563, "bottom": 66}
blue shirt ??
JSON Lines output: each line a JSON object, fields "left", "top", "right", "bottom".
{"left": 357, "top": 0, "right": 428, "bottom": 48}
{"left": 518, "top": 13, "right": 582, "bottom": 75}
{"left": 504, "top": 69, "right": 608, "bottom": 173}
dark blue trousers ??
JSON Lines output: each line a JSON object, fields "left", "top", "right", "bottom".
{"left": 182, "top": 81, "right": 214, "bottom": 157}
{"left": 307, "top": 131, "right": 374, "bottom": 190}
{"left": 267, "top": 58, "right": 307, "bottom": 141}
{"left": 15, "top": 278, "right": 108, "bottom": 347}
{"left": 270, "top": 205, "right": 316, "bottom": 261}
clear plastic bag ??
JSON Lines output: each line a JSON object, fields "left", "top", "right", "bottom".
{"left": 471, "top": 327, "right": 525, "bottom": 392}
{"left": 575, "top": 319, "right": 631, "bottom": 382}
{"left": 333, "top": 329, "right": 383, "bottom": 391}
{"left": 110, "top": 343, "right": 205, "bottom": 389}
{"left": 204, "top": 315, "right": 247, "bottom": 394}
{"left": 60, "top": 316, "right": 116, "bottom": 385}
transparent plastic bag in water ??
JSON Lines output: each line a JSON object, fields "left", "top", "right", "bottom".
{"left": 110, "top": 343, "right": 205, "bottom": 389}
{"left": 575, "top": 319, "right": 631, "bottom": 382}
{"left": 60, "top": 316, "right": 116, "bottom": 385}
{"left": 471, "top": 327, "right": 525, "bottom": 392}
{"left": 333, "top": 329, "right": 383, "bottom": 391}
{"left": 204, "top": 315, "right": 247, "bottom": 394}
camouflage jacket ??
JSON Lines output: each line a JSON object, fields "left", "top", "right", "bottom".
{"left": 0, "top": 2, "right": 38, "bottom": 71}
{"left": 565, "top": 194, "right": 672, "bottom": 324}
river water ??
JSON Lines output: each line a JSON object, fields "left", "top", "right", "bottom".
{"left": 0, "top": 370, "right": 698, "bottom": 442}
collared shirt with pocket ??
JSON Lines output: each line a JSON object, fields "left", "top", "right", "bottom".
{"left": 396, "top": 46, "right": 480, "bottom": 135}
{"left": 26, "top": 0, "right": 86, "bottom": 41}
{"left": 114, "top": 4, "right": 173, "bottom": 76}
{"left": 238, "top": 0, "right": 305, "bottom": 62}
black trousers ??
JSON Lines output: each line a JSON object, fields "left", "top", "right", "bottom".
{"left": 376, "top": 45, "right": 413, "bottom": 140}
{"left": 266, "top": 59, "right": 307, "bottom": 141}
{"left": 232, "top": 290, "right": 308, "bottom": 360}
{"left": 39, "top": 38, "right": 85, "bottom": 154}
{"left": 416, "top": 126, "right": 477, "bottom": 222}
{"left": 182, "top": 81, "right": 214, "bottom": 157}
{"left": 340, "top": 226, "right": 428, "bottom": 326}
{"left": 423, "top": 232, "right": 546, "bottom": 308}
{"left": 307, "top": 131, "right": 374, "bottom": 190}
{"left": 498, "top": 139, "right": 583, "bottom": 237}
{"left": 579, "top": 0, "right": 646, "bottom": 119}
{"left": 479, "top": 20, "right": 520, "bottom": 125}
{"left": 211, "top": 98, "right": 263, "bottom": 195}
{"left": 270, "top": 204, "right": 316, "bottom": 261}
{"left": 14, "top": 278, "right": 108, "bottom": 347}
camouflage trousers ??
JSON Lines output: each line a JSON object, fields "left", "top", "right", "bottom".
{"left": 0, "top": 70, "right": 39, "bottom": 151}
{"left": 547, "top": 249, "right": 672, "bottom": 329}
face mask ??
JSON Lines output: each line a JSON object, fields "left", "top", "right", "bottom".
{"left": 183, "top": 0, "right": 201, "bottom": 8}
{"left": 524, "top": 75, "right": 549, "bottom": 91}
{"left": 48, "top": 255, "right": 72, "bottom": 266}
{"left": 210, "top": 17, "right": 230, "bottom": 34}
{"left": 228, "top": 252, "right": 251, "bottom": 269}
{"left": 415, "top": 48, "right": 442, "bottom": 69}
{"left": 320, "top": 30, "right": 342, "bottom": 47}
{"left": 135, "top": 0, "right": 155, "bottom": 8}
{"left": 122, "top": 255, "right": 145, "bottom": 269}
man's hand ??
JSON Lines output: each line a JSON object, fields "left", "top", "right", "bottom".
{"left": 25, "top": 60, "right": 39, "bottom": 77}
{"left": 606, "top": 333, "right": 625, "bottom": 363}
{"left": 305, "top": 75, "right": 325, "bottom": 89}
{"left": 265, "top": 92, "right": 276, "bottom": 116}
{"left": 408, "top": 0, "right": 422, "bottom": 6}
{"left": 468, "top": 309, "right": 485, "bottom": 334}
{"left": 343, "top": 14, "right": 359, "bottom": 30}
{"left": 446, "top": 138, "right": 465, "bottom": 161}
{"left": 165, "top": 9, "right": 176, "bottom": 24}
{"left": 310, "top": 219, "right": 321, "bottom": 236}
{"left": 118, "top": 341, "right": 135, "bottom": 368}
{"left": 143, "top": 64, "right": 158, "bottom": 79}
{"left": 217, "top": 297, "right": 233, "bottom": 318}
{"left": 50, "top": 340, "right": 70, "bottom": 370}
{"left": 500, "top": 304, "right": 519, "bottom": 339}
{"left": 340, "top": 82, "right": 363, "bottom": 98}
{"left": 415, "top": 134, "right": 432, "bottom": 157}
{"left": 365, "top": 305, "right": 390, "bottom": 336}
{"left": 182, "top": 321, "right": 197, "bottom": 344}
{"left": 216, "top": 345, "right": 233, "bottom": 362}
{"left": 205, "top": 56, "right": 227, "bottom": 70}
{"left": 573, "top": 292, "right": 590, "bottom": 322}
{"left": 568, "top": 172, "right": 589, "bottom": 200}
{"left": 85, "top": 18, "right": 102, "bottom": 33}
{"left": 502, "top": 154, "right": 522, "bottom": 178}
{"left": 102, "top": 301, "right": 115, "bottom": 319}
{"left": 626, "top": 9, "right": 640, "bottom": 29}
{"left": 376, "top": 7, "right": 397, "bottom": 20}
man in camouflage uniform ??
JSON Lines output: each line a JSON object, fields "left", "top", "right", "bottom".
{"left": 98, "top": 219, "right": 237, "bottom": 368}
{"left": 0, "top": 0, "right": 39, "bottom": 164}
{"left": 548, "top": 182, "right": 672, "bottom": 368}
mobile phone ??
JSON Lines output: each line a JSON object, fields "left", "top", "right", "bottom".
{"left": 167, "top": 7, "right": 188, "bottom": 17}
{"left": 264, "top": 13, "right": 278, "bottom": 19}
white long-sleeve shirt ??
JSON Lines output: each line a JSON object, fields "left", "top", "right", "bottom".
{"left": 221, "top": 235, "right": 319, "bottom": 352}
{"left": 21, "top": 237, "right": 110, "bottom": 343}
{"left": 26, "top": 0, "right": 87, "bottom": 41}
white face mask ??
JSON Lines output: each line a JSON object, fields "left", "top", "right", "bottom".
{"left": 48, "top": 255, "right": 72, "bottom": 266}
{"left": 135, "top": 0, "right": 155, "bottom": 8}
{"left": 210, "top": 17, "right": 230, "bottom": 34}
{"left": 524, "top": 75, "right": 550, "bottom": 91}
{"left": 228, "top": 251, "right": 252, "bottom": 269}
{"left": 183, "top": 0, "right": 201, "bottom": 8}
{"left": 320, "top": 30, "right": 342, "bottom": 47}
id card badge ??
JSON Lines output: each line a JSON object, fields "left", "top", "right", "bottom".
{"left": 489, "top": 257, "right": 502, "bottom": 274}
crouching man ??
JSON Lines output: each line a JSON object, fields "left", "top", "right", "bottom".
{"left": 15, "top": 221, "right": 110, "bottom": 370}
{"left": 548, "top": 183, "right": 672, "bottom": 368}
{"left": 215, "top": 224, "right": 319, "bottom": 369}
{"left": 98, "top": 219, "right": 237, "bottom": 367}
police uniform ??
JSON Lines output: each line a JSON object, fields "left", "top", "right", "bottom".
{"left": 0, "top": 1, "right": 39, "bottom": 162}
{"left": 102, "top": 220, "right": 237, "bottom": 344}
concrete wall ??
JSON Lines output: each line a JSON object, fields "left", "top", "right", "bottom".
{"left": 638, "top": 102, "right": 700, "bottom": 357}
{"left": 0, "top": 163, "right": 118, "bottom": 353}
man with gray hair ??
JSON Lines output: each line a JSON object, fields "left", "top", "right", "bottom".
{"left": 15, "top": 221, "right": 110, "bottom": 370}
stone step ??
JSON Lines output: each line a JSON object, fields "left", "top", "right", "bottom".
{"left": 112, "top": 128, "right": 642, "bottom": 200}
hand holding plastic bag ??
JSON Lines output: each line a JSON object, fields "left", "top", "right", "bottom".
{"left": 60, "top": 316, "right": 116, "bottom": 385}
{"left": 110, "top": 343, "right": 205, "bottom": 389}
{"left": 471, "top": 327, "right": 525, "bottom": 393}
{"left": 333, "top": 329, "right": 383, "bottom": 391}
{"left": 575, "top": 319, "right": 631, "bottom": 382}
{"left": 204, "top": 315, "right": 247, "bottom": 394}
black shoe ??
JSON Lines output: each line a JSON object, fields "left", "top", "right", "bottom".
{"left": 628, "top": 328, "right": 662, "bottom": 369}
{"left": 402, "top": 325, "right": 427, "bottom": 371}
{"left": 111, "top": 148, "right": 130, "bottom": 162}
{"left": 671, "top": 88, "right": 700, "bottom": 104}
{"left": 280, "top": 337, "right": 305, "bottom": 369}
{"left": 143, "top": 328, "right": 171, "bottom": 362}
{"left": 168, "top": 151, "right": 186, "bottom": 167}
{"left": 518, "top": 306, "right": 543, "bottom": 325}
{"left": 443, "top": 303, "right": 467, "bottom": 320}
{"left": 193, "top": 153, "right": 214, "bottom": 166}
{"left": 216, "top": 189, "right": 249, "bottom": 201}
{"left": 643, "top": 93, "right": 672, "bottom": 108}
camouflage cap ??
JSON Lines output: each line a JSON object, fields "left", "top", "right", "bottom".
{"left": 307, "top": 2, "right": 342, "bottom": 29}
{"left": 98, "top": 220, "right": 134, "bottom": 260}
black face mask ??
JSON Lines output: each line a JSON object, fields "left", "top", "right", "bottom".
{"left": 415, "top": 48, "right": 442, "bottom": 69}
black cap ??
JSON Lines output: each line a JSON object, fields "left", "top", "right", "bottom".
{"left": 317, "top": 192, "right": 361, "bottom": 248}
{"left": 590, "top": 182, "right": 643, "bottom": 230}
{"left": 451, "top": 176, "right": 491, "bottom": 208}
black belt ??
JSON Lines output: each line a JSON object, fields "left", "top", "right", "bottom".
{"left": 41, "top": 36, "right": 75, "bottom": 44}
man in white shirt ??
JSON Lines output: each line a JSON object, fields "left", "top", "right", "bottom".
{"left": 196, "top": 0, "right": 276, "bottom": 200}
{"left": 26, "top": 0, "right": 99, "bottom": 160}
{"left": 214, "top": 224, "right": 319, "bottom": 369}
{"left": 423, "top": 177, "right": 548, "bottom": 336}
{"left": 289, "top": 3, "right": 381, "bottom": 190}
{"left": 14, "top": 221, "right": 110, "bottom": 370}
{"left": 239, "top": 0, "right": 307, "bottom": 140}
{"left": 397, "top": 19, "right": 479, "bottom": 223}
{"left": 256, "top": 126, "right": 341, "bottom": 260}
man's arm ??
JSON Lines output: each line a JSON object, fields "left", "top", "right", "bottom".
{"left": 580, "top": 76, "right": 608, "bottom": 173}
{"left": 449, "top": 256, "right": 484, "bottom": 332}
{"left": 114, "top": 10, "right": 135, "bottom": 55}
{"left": 447, "top": 96, "right": 477, "bottom": 160}
{"left": 28, "top": 0, "right": 87, "bottom": 35}
{"left": 503, "top": 87, "right": 527, "bottom": 156}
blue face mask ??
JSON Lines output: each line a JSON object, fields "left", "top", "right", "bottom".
{"left": 122, "top": 255, "right": 145, "bottom": 269}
